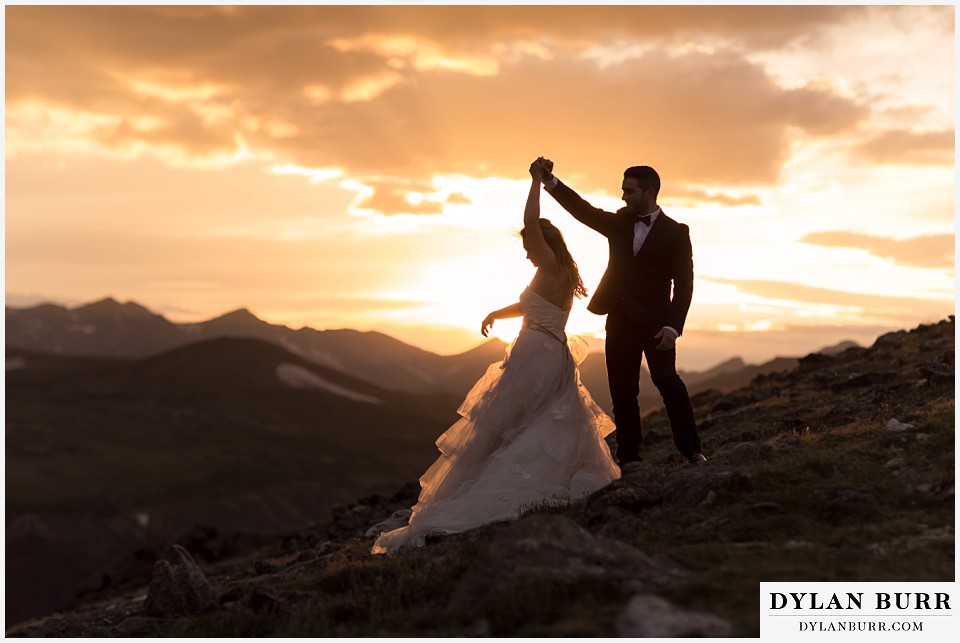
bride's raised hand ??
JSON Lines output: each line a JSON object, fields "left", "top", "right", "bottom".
{"left": 481, "top": 313, "right": 496, "bottom": 337}
{"left": 529, "top": 159, "right": 544, "bottom": 181}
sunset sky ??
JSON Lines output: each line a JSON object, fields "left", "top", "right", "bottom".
{"left": 5, "top": 4, "right": 955, "bottom": 370}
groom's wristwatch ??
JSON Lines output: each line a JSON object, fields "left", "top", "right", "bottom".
{"left": 544, "top": 176, "right": 559, "bottom": 190}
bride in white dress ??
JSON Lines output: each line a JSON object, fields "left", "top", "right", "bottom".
{"left": 371, "top": 160, "right": 620, "bottom": 555}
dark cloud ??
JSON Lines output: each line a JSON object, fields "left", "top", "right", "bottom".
{"left": 853, "top": 129, "right": 954, "bottom": 165}
{"left": 800, "top": 231, "right": 955, "bottom": 269}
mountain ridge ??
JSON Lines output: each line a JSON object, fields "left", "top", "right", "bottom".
{"left": 6, "top": 296, "right": 847, "bottom": 405}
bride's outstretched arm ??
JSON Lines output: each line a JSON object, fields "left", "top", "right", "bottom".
{"left": 481, "top": 302, "right": 522, "bottom": 336}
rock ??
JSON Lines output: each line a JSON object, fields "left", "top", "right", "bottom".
{"left": 915, "top": 479, "right": 955, "bottom": 503}
{"left": 712, "top": 440, "right": 766, "bottom": 464}
{"left": 450, "top": 515, "right": 682, "bottom": 612}
{"left": 884, "top": 457, "right": 906, "bottom": 469}
{"left": 661, "top": 464, "right": 753, "bottom": 505}
{"left": 142, "top": 544, "right": 219, "bottom": 617}
{"left": 712, "top": 432, "right": 799, "bottom": 465}
{"left": 365, "top": 508, "right": 412, "bottom": 538}
{"left": 830, "top": 371, "right": 894, "bottom": 392}
{"left": 885, "top": 418, "right": 914, "bottom": 432}
{"left": 918, "top": 360, "right": 953, "bottom": 385}
{"left": 583, "top": 479, "right": 663, "bottom": 522}
{"left": 616, "top": 594, "right": 732, "bottom": 638}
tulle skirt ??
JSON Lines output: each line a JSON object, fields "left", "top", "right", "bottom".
{"left": 371, "top": 328, "right": 620, "bottom": 555}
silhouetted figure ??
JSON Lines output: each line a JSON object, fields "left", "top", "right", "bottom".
{"left": 535, "top": 158, "right": 706, "bottom": 468}
{"left": 372, "top": 160, "right": 619, "bottom": 555}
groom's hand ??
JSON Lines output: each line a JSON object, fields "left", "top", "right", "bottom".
{"left": 654, "top": 327, "right": 678, "bottom": 351}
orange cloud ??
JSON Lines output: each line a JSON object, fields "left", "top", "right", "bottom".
{"left": 799, "top": 231, "right": 955, "bottom": 269}
{"left": 668, "top": 186, "right": 762, "bottom": 207}
{"left": 5, "top": 5, "right": 948, "bottom": 212}
{"left": 853, "top": 129, "right": 954, "bottom": 165}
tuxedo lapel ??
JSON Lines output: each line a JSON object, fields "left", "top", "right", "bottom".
{"left": 633, "top": 211, "right": 669, "bottom": 261}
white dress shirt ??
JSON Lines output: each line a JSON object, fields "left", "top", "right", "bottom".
{"left": 633, "top": 208, "right": 660, "bottom": 256}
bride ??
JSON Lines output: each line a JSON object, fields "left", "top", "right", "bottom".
{"left": 371, "top": 159, "right": 620, "bottom": 555}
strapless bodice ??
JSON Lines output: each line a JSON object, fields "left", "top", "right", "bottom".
{"left": 520, "top": 287, "right": 570, "bottom": 341}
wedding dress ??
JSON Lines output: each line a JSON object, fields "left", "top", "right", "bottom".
{"left": 371, "top": 287, "right": 620, "bottom": 555}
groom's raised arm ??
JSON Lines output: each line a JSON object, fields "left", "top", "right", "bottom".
{"left": 542, "top": 177, "right": 618, "bottom": 237}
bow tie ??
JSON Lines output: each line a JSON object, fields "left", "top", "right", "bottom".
{"left": 635, "top": 213, "right": 653, "bottom": 226}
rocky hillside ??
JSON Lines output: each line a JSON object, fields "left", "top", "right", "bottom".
{"left": 7, "top": 318, "right": 954, "bottom": 637}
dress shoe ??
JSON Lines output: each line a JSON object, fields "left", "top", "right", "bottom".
{"left": 686, "top": 453, "right": 708, "bottom": 465}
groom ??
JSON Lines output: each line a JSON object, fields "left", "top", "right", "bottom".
{"left": 534, "top": 158, "right": 706, "bottom": 467}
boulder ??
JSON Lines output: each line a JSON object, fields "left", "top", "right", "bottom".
{"left": 616, "top": 593, "right": 732, "bottom": 637}
{"left": 142, "top": 544, "right": 218, "bottom": 617}
{"left": 450, "top": 514, "right": 681, "bottom": 612}
{"left": 660, "top": 464, "right": 753, "bottom": 505}
{"left": 583, "top": 478, "right": 664, "bottom": 523}
{"left": 712, "top": 432, "right": 800, "bottom": 466}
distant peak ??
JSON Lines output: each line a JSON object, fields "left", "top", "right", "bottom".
{"left": 86, "top": 297, "right": 121, "bottom": 308}
{"left": 75, "top": 297, "right": 156, "bottom": 315}
{"left": 221, "top": 308, "right": 259, "bottom": 320}
{"left": 207, "top": 308, "right": 266, "bottom": 326}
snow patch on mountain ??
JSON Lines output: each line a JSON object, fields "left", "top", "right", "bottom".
{"left": 275, "top": 363, "right": 381, "bottom": 404}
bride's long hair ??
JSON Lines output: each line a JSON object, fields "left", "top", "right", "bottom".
{"left": 520, "top": 219, "right": 588, "bottom": 299}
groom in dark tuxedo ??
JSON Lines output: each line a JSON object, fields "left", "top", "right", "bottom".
{"left": 534, "top": 158, "right": 706, "bottom": 467}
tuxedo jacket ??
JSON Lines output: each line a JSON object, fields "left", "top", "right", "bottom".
{"left": 547, "top": 180, "right": 694, "bottom": 334}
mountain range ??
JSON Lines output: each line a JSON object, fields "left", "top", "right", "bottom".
{"left": 5, "top": 298, "right": 507, "bottom": 397}
{"left": 7, "top": 297, "right": 849, "bottom": 412}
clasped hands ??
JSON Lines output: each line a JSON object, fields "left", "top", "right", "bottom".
{"left": 529, "top": 157, "right": 554, "bottom": 183}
